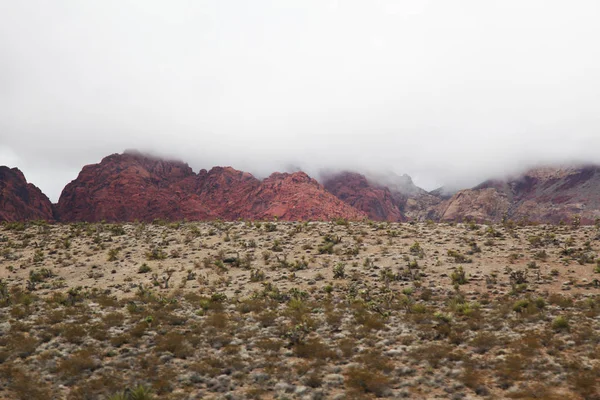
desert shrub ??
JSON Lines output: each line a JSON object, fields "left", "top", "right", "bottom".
{"left": 410, "top": 343, "right": 454, "bottom": 368}
{"left": 102, "top": 312, "right": 126, "bottom": 328}
{"left": 337, "top": 337, "right": 355, "bottom": 358}
{"left": 255, "top": 338, "right": 283, "bottom": 353}
{"left": 155, "top": 332, "right": 193, "bottom": 358}
{"left": 548, "top": 294, "right": 573, "bottom": 308}
{"left": 145, "top": 247, "right": 167, "bottom": 261}
{"left": 0, "top": 365, "right": 55, "bottom": 399}
{"left": 358, "top": 350, "right": 394, "bottom": 373}
{"left": 470, "top": 332, "right": 499, "bottom": 354}
{"left": 29, "top": 268, "right": 54, "bottom": 283}
{"left": 57, "top": 348, "right": 98, "bottom": 381}
{"left": 294, "top": 338, "right": 336, "bottom": 360}
{"left": 250, "top": 269, "right": 265, "bottom": 282}
{"left": 332, "top": 262, "right": 346, "bottom": 279}
{"left": 410, "top": 241, "right": 425, "bottom": 257}
{"left": 108, "top": 385, "right": 154, "bottom": 400}
{"left": 318, "top": 234, "right": 342, "bottom": 254}
{"left": 551, "top": 316, "right": 570, "bottom": 332}
{"left": 107, "top": 248, "right": 120, "bottom": 261}
{"left": 451, "top": 266, "right": 468, "bottom": 285}
{"left": 447, "top": 249, "right": 472, "bottom": 263}
{"left": 138, "top": 263, "right": 152, "bottom": 273}
{"left": 6, "top": 333, "right": 38, "bottom": 359}
{"left": 303, "top": 371, "right": 323, "bottom": 388}
{"left": 61, "top": 324, "right": 87, "bottom": 344}
{"left": 346, "top": 367, "right": 391, "bottom": 397}
{"left": 568, "top": 366, "right": 600, "bottom": 399}
{"left": 461, "top": 364, "right": 486, "bottom": 391}
{"left": 271, "top": 239, "right": 283, "bottom": 252}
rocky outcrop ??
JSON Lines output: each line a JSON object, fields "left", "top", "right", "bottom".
{"left": 12, "top": 152, "right": 600, "bottom": 225}
{"left": 434, "top": 188, "right": 511, "bottom": 223}
{"left": 357, "top": 172, "right": 442, "bottom": 221}
{"left": 322, "top": 171, "right": 445, "bottom": 221}
{"left": 322, "top": 171, "right": 405, "bottom": 221}
{"left": 56, "top": 152, "right": 215, "bottom": 222}
{"left": 253, "top": 172, "right": 367, "bottom": 221}
{"left": 57, "top": 152, "right": 366, "bottom": 222}
{"left": 0, "top": 167, "right": 54, "bottom": 222}
{"left": 195, "top": 167, "right": 262, "bottom": 219}
{"left": 436, "top": 166, "right": 600, "bottom": 224}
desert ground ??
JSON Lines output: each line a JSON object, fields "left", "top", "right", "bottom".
{"left": 0, "top": 220, "right": 599, "bottom": 399}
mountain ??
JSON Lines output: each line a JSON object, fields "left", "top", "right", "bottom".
{"left": 250, "top": 172, "right": 366, "bottom": 220}
{"left": 0, "top": 166, "right": 54, "bottom": 222}
{"left": 6, "top": 152, "right": 600, "bottom": 224}
{"left": 56, "top": 152, "right": 365, "bottom": 222}
{"left": 436, "top": 165, "right": 600, "bottom": 224}
{"left": 429, "top": 186, "right": 458, "bottom": 200}
{"left": 56, "top": 152, "right": 214, "bottom": 222}
{"left": 322, "top": 171, "right": 443, "bottom": 221}
{"left": 362, "top": 172, "right": 444, "bottom": 221}
{"left": 322, "top": 171, "right": 405, "bottom": 221}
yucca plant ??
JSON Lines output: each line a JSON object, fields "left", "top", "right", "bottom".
{"left": 108, "top": 385, "right": 154, "bottom": 400}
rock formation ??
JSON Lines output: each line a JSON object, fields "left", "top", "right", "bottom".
{"left": 0, "top": 167, "right": 54, "bottom": 222}
{"left": 56, "top": 152, "right": 365, "bottom": 222}
{"left": 436, "top": 166, "right": 600, "bottom": 224}
{"left": 6, "top": 152, "right": 600, "bottom": 225}
{"left": 56, "top": 152, "right": 215, "bottom": 222}
{"left": 322, "top": 171, "right": 405, "bottom": 221}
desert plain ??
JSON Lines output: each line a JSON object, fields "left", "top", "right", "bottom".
{"left": 0, "top": 220, "right": 599, "bottom": 399}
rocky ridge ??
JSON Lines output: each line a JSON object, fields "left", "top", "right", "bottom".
{"left": 56, "top": 152, "right": 365, "bottom": 222}
{"left": 0, "top": 166, "right": 54, "bottom": 222}
{"left": 4, "top": 152, "right": 600, "bottom": 224}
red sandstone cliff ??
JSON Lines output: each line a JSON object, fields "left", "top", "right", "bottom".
{"left": 0, "top": 167, "right": 54, "bottom": 222}
{"left": 56, "top": 152, "right": 366, "bottom": 222}
{"left": 322, "top": 171, "right": 405, "bottom": 221}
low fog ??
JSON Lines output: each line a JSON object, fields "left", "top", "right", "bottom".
{"left": 1, "top": 1, "right": 599, "bottom": 202}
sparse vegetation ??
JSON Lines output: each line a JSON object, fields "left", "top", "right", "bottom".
{"left": 0, "top": 221, "right": 597, "bottom": 399}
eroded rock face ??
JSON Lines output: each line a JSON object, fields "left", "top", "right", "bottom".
{"left": 57, "top": 152, "right": 366, "bottom": 222}
{"left": 435, "top": 188, "right": 511, "bottom": 223}
{"left": 195, "top": 166, "right": 262, "bottom": 220}
{"left": 322, "top": 171, "right": 405, "bottom": 221}
{"left": 20, "top": 153, "right": 600, "bottom": 224}
{"left": 251, "top": 172, "right": 367, "bottom": 221}
{"left": 56, "top": 152, "right": 215, "bottom": 222}
{"left": 0, "top": 167, "right": 54, "bottom": 222}
{"left": 321, "top": 171, "right": 449, "bottom": 222}
{"left": 436, "top": 166, "right": 600, "bottom": 224}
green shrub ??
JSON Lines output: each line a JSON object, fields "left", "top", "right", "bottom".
{"left": 451, "top": 266, "right": 468, "bottom": 285}
{"left": 138, "top": 264, "right": 152, "bottom": 274}
{"left": 551, "top": 316, "right": 570, "bottom": 332}
{"left": 333, "top": 263, "right": 346, "bottom": 279}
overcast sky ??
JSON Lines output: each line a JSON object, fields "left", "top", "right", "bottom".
{"left": 1, "top": 1, "right": 600, "bottom": 202}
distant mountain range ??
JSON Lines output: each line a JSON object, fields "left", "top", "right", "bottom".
{"left": 2, "top": 151, "right": 600, "bottom": 224}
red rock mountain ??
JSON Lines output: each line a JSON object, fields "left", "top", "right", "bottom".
{"left": 56, "top": 152, "right": 215, "bottom": 222}
{"left": 253, "top": 172, "right": 365, "bottom": 220}
{"left": 56, "top": 152, "right": 365, "bottom": 222}
{"left": 322, "top": 171, "right": 444, "bottom": 221}
{"left": 0, "top": 167, "right": 54, "bottom": 222}
{"left": 435, "top": 166, "right": 600, "bottom": 224}
{"left": 322, "top": 171, "right": 405, "bottom": 221}
{"left": 7, "top": 152, "right": 600, "bottom": 224}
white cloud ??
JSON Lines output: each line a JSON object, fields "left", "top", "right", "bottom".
{"left": 1, "top": 0, "right": 599, "bottom": 201}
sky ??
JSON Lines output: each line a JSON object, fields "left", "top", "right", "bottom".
{"left": 1, "top": 0, "right": 600, "bottom": 202}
